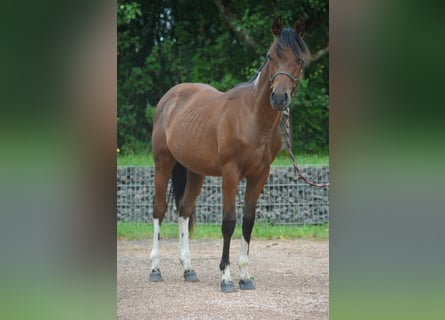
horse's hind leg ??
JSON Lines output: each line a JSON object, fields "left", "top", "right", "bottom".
{"left": 178, "top": 171, "right": 204, "bottom": 282}
{"left": 238, "top": 168, "right": 270, "bottom": 290}
{"left": 149, "top": 154, "right": 176, "bottom": 282}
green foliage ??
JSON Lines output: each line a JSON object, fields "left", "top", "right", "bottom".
{"left": 118, "top": 2, "right": 142, "bottom": 25}
{"left": 291, "top": 54, "right": 329, "bottom": 154}
{"left": 118, "top": 0, "right": 328, "bottom": 155}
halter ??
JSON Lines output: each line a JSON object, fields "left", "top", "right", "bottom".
{"left": 269, "top": 69, "right": 302, "bottom": 96}
{"left": 266, "top": 53, "right": 304, "bottom": 86}
{"left": 269, "top": 71, "right": 298, "bottom": 84}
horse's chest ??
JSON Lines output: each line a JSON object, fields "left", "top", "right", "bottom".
{"left": 242, "top": 138, "right": 279, "bottom": 176}
{"left": 257, "top": 140, "right": 276, "bottom": 165}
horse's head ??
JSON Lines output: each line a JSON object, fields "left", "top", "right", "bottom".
{"left": 267, "top": 16, "right": 310, "bottom": 111}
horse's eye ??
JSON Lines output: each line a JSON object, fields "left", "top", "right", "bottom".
{"left": 297, "top": 58, "right": 304, "bottom": 66}
{"left": 267, "top": 54, "right": 272, "bottom": 60}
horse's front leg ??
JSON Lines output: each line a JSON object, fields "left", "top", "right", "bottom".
{"left": 238, "top": 169, "right": 270, "bottom": 290}
{"left": 219, "top": 166, "right": 240, "bottom": 293}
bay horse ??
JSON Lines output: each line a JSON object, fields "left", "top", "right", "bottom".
{"left": 149, "top": 16, "right": 310, "bottom": 292}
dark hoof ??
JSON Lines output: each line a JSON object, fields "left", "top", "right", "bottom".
{"left": 239, "top": 279, "right": 255, "bottom": 290}
{"left": 149, "top": 270, "right": 163, "bottom": 282}
{"left": 220, "top": 280, "right": 236, "bottom": 293}
{"left": 184, "top": 270, "right": 199, "bottom": 282}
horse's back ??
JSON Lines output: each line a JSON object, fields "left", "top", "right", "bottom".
{"left": 158, "top": 82, "right": 220, "bottom": 106}
{"left": 154, "top": 82, "right": 225, "bottom": 127}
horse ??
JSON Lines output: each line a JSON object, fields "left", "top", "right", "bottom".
{"left": 149, "top": 15, "right": 311, "bottom": 292}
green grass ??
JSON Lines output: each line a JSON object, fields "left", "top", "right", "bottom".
{"left": 117, "top": 152, "right": 328, "bottom": 167}
{"left": 271, "top": 152, "right": 328, "bottom": 166}
{"left": 117, "top": 222, "right": 328, "bottom": 240}
{"left": 117, "top": 153, "right": 154, "bottom": 166}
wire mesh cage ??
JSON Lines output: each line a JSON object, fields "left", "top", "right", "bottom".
{"left": 117, "top": 166, "right": 328, "bottom": 225}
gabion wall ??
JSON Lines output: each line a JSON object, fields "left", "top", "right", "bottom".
{"left": 117, "top": 166, "right": 329, "bottom": 225}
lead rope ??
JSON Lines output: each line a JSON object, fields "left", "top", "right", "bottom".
{"left": 282, "top": 109, "right": 330, "bottom": 188}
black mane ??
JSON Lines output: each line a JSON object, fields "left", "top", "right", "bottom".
{"left": 236, "top": 57, "right": 269, "bottom": 87}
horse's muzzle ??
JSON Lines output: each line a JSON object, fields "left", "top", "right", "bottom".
{"left": 270, "top": 91, "right": 290, "bottom": 111}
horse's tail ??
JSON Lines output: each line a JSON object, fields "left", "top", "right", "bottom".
{"left": 171, "top": 162, "right": 194, "bottom": 233}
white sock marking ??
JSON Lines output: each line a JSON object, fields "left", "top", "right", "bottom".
{"left": 150, "top": 219, "right": 161, "bottom": 271}
{"left": 238, "top": 236, "right": 250, "bottom": 280}
{"left": 221, "top": 265, "right": 232, "bottom": 283}
{"left": 178, "top": 216, "right": 193, "bottom": 271}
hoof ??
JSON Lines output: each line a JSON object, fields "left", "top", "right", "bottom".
{"left": 239, "top": 279, "right": 255, "bottom": 290}
{"left": 184, "top": 270, "right": 199, "bottom": 282}
{"left": 220, "top": 280, "right": 236, "bottom": 293}
{"left": 149, "top": 270, "right": 163, "bottom": 282}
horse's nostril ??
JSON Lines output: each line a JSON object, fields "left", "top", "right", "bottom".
{"left": 270, "top": 91, "right": 290, "bottom": 109}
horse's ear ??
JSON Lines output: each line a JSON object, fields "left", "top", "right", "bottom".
{"left": 272, "top": 16, "right": 283, "bottom": 36}
{"left": 294, "top": 15, "right": 305, "bottom": 38}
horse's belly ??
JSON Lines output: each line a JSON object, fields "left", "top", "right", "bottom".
{"left": 173, "top": 151, "right": 222, "bottom": 176}
{"left": 167, "top": 134, "right": 222, "bottom": 176}
{"left": 183, "top": 158, "right": 222, "bottom": 177}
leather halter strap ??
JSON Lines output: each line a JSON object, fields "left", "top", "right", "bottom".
{"left": 269, "top": 71, "right": 298, "bottom": 84}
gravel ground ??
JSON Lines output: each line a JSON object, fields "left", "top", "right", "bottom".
{"left": 117, "top": 238, "right": 328, "bottom": 320}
